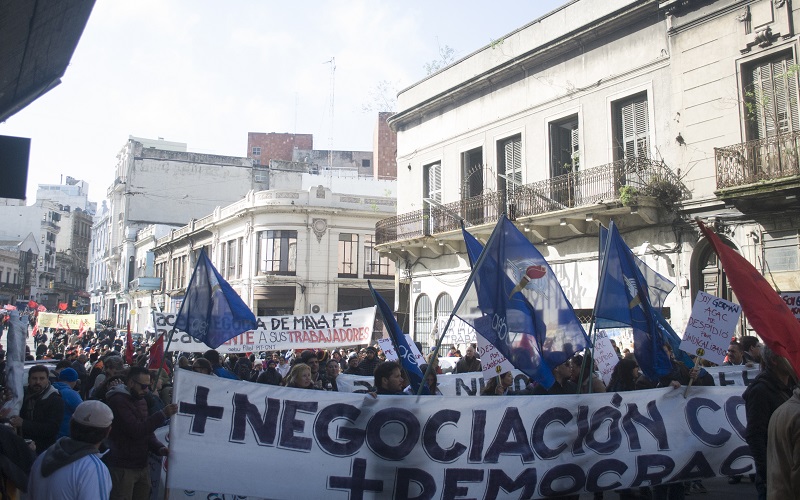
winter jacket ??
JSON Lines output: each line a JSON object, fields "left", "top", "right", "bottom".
{"left": 20, "top": 384, "right": 64, "bottom": 454}
{"left": 767, "top": 387, "right": 800, "bottom": 499}
{"left": 52, "top": 382, "right": 83, "bottom": 438}
{"left": 104, "top": 384, "right": 168, "bottom": 469}
{"left": 742, "top": 370, "right": 793, "bottom": 482}
{"left": 454, "top": 356, "right": 482, "bottom": 374}
{"left": 28, "top": 436, "right": 111, "bottom": 499}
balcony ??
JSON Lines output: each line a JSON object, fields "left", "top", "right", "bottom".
{"left": 376, "top": 158, "right": 687, "bottom": 246}
{"left": 715, "top": 131, "right": 800, "bottom": 211}
{"left": 129, "top": 277, "right": 162, "bottom": 291}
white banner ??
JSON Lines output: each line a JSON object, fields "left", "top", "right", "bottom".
{"left": 703, "top": 365, "right": 759, "bottom": 387}
{"left": 36, "top": 312, "right": 95, "bottom": 330}
{"left": 437, "top": 316, "right": 477, "bottom": 346}
{"left": 377, "top": 335, "right": 425, "bottom": 367}
{"left": 780, "top": 292, "right": 800, "bottom": 321}
{"left": 150, "top": 307, "right": 375, "bottom": 353}
{"left": 593, "top": 331, "right": 620, "bottom": 385}
{"left": 169, "top": 371, "right": 753, "bottom": 499}
{"left": 337, "top": 372, "right": 531, "bottom": 396}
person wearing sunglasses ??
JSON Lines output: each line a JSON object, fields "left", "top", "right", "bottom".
{"left": 104, "top": 366, "right": 178, "bottom": 500}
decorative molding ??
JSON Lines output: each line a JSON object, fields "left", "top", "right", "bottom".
{"left": 316, "top": 185, "right": 326, "bottom": 199}
{"left": 741, "top": 26, "right": 781, "bottom": 53}
{"left": 312, "top": 218, "right": 327, "bottom": 243}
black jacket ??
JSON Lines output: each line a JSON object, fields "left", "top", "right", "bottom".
{"left": 20, "top": 384, "right": 64, "bottom": 454}
{"left": 743, "top": 371, "right": 793, "bottom": 480}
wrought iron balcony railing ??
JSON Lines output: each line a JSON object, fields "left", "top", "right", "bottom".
{"left": 715, "top": 131, "right": 800, "bottom": 189}
{"left": 376, "top": 157, "right": 685, "bottom": 245}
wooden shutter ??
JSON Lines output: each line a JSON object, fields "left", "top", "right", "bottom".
{"left": 502, "top": 136, "right": 522, "bottom": 195}
{"left": 428, "top": 163, "right": 442, "bottom": 203}
{"left": 749, "top": 52, "right": 799, "bottom": 139}
{"left": 620, "top": 96, "right": 649, "bottom": 160}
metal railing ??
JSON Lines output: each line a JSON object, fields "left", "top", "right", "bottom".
{"left": 715, "top": 131, "right": 800, "bottom": 189}
{"left": 376, "top": 157, "right": 684, "bottom": 245}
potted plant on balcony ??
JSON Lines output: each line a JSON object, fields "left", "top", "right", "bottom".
{"left": 618, "top": 185, "right": 639, "bottom": 206}
{"left": 646, "top": 179, "right": 683, "bottom": 211}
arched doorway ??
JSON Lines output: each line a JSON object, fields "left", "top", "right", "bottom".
{"left": 414, "top": 294, "right": 433, "bottom": 349}
{"left": 690, "top": 235, "right": 744, "bottom": 337}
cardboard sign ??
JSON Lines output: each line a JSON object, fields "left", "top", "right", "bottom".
{"left": 681, "top": 291, "right": 742, "bottom": 364}
{"left": 437, "top": 315, "right": 477, "bottom": 346}
{"left": 780, "top": 292, "right": 800, "bottom": 321}
{"left": 593, "top": 330, "right": 620, "bottom": 385}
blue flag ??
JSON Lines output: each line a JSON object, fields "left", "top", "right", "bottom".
{"left": 594, "top": 222, "right": 672, "bottom": 380}
{"left": 174, "top": 249, "right": 257, "bottom": 349}
{"left": 458, "top": 216, "right": 590, "bottom": 389}
{"left": 368, "top": 281, "right": 427, "bottom": 394}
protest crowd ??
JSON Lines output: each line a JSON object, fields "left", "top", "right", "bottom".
{"left": 0, "top": 319, "right": 796, "bottom": 500}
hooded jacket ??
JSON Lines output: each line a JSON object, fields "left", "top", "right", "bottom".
{"left": 103, "top": 384, "right": 167, "bottom": 469}
{"left": 27, "top": 436, "right": 111, "bottom": 499}
{"left": 20, "top": 383, "right": 64, "bottom": 454}
{"left": 742, "top": 370, "right": 793, "bottom": 481}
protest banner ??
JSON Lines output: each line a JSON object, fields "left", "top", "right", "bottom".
{"left": 780, "top": 292, "right": 800, "bottom": 321}
{"left": 681, "top": 291, "right": 741, "bottom": 365}
{"left": 593, "top": 330, "right": 620, "bottom": 385}
{"left": 36, "top": 312, "right": 95, "bottom": 331}
{"left": 169, "top": 370, "right": 753, "bottom": 499}
{"left": 476, "top": 330, "right": 515, "bottom": 378}
{"left": 377, "top": 338, "right": 397, "bottom": 361}
{"left": 337, "top": 371, "right": 531, "bottom": 396}
{"left": 149, "top": 307, "right": 375, "bottom": 353}
{"left": 703, "top": 365, "right": 759, "bottom": 387}
{"left": 437, "top": 315, "right": 477, "bottom": 347}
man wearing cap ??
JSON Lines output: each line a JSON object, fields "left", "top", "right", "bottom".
{"left": 9, "top": 365, "right": 64, "bottom": 454}
{"left": 104, "top": 366, "right": 177, "bottom": 500}
{"left": 28, "top": 400, "right": 114, "bottom": 499}
{"left": 53, "top": 368, "right": 83, "bottom": 438}
{"left": 357, "top": 346, "right": 382, "bottom": 376}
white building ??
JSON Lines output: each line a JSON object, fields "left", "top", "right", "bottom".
{"left": 380, "top": 0, "right": 800, "bottom": 348}
{"left": 124, "top": 167, "right": 397, "bottom": 337}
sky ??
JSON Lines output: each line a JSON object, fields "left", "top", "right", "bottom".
{"left": 1, "top": 0, "right": 568, "bottom": 204}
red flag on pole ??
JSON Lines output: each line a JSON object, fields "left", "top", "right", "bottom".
{"left": 58, "top": 302, "right": 67, "bottom": 311}
{"left": 28, "top": 300, "right": 37, "bottom": 309}
{"left": 125, "top": 320, "right": 134, "bottom": 365}
{"left": 697, "top": 218, "right": 800, "bottom": 376}
{"left": 78, "top": 320, "right": 86, "bottom": 338}
{"left": 147, "top": 335, "right": 170, "bottom": 374}
{"left": 31, "top": 322, "right": 38, "bottom": 338}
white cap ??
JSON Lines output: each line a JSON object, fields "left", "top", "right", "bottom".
{"left": 72, "top": 400, "right": 113, "bottom": 428}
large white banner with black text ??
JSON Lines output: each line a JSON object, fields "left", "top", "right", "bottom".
{"left": 168, "top": 370, "right": 754, "bottom": 499}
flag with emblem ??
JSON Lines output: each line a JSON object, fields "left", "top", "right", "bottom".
{"left": 174, "top": 249, "right": 257, "bottom": 349}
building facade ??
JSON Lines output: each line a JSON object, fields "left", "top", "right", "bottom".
{"left": 125, "top": 166, "right": 397, "bottom": 336}
{"left": 379, "top": 0, "right": 800, "bottom": 348}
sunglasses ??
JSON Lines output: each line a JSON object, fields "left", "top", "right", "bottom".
{"left": 136, "top": 382, "right": 151, "bottom": 390}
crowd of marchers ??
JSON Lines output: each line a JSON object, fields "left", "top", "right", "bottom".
{"left": 0, "top": 325, "right": 799, "bottom": 500}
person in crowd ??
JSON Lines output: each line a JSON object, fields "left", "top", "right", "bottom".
{"left": 481, "top": 371, "right": 515, "bottom": 396}
{"left": 724, "top": 342, "right": 752, "bottom": 367}
{"left": 9, "top": 365, "right": 64, "bottom": 454}
{"left": 454, "top": 344, "right": 481, "bottom": 373}
{"left": 569, "top": 354, "right": 606, "bottom": 394}
{"left": 357, "top": 346, "right": 382, "bottom": 376}
{"left": 276, "top": 352, "right": 291, "bottom": 378}
{"left": 233, "top": 353, "right": 253, "bottom": 381}
{"left": 343, "top": 353, "right": 361, "bottom": 375}
{"left": 531, "top": 355, "right": 578, "bottom": 395}
{"left": 606, "top": 358, "right": 640, "bottom": 393}
{"left": 52, "top": 368, "right": 83, "bottom": 438}
{"left": 405, "top": 365, "right": 442, "bottom": 395}
{"left": 104, "top": 366, "right": 177, "bottom": 500}
{"left": 256, "top": 359, "right": 283, "bottom": 386}
{"left": 27, "top": 400, "right": 114, "bottom": 499}
{"left": 0, "top": 423, "right": 36, "bottom": 496}
{"left": 767, "top": 384, "right": 800, "bottom": 498}
{"left": 282, "top": 363, "right": 314, "bottom": 389}
{"left": 203, "top": 350, "right": 238, "bottom": 380}
{"left": 741, "top": 336, "right": 763, "bottom": 365}
{"left": 321, "top": 358, "right": 340, "bottom": 391}
{"left": 374, "top": 361, "right": 405, "bottom": 395}
{"left": 299, "top": 350, "right": 322, "bottom": 387}
{"left": 743, "top": 345, "right": 796, "bottom": 500}
{"left": 191, "top": 357, "right": 213, "bottom": 375}
{"left": 332, "top": 350, "right": 346, "bottom": 371}
{"left": 89, "top": 355, "right": 125, "bottom": 400}
{"left": 177, "top": 356, "right": 190, "bottom": 370}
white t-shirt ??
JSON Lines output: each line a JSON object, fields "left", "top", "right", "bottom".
{"left": 28, "top": 450, "right": 112, "bottom": 500}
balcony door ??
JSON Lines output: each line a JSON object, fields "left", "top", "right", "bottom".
{"left": 746, "top": 51, "right": 800, "bottom": 140}
{"left": 549, "top": 116, "right": 580, "bottom": 207}
{"left": 461, "top": 147, "right": 484, "bottom": 224}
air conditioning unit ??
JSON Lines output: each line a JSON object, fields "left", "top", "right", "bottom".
{"left": 309, "top": 304, "right": 322, "bottom": 314}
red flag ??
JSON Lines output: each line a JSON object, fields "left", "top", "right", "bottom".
{"left": 58, "top": 302, "right": 67, "bottom": 311}
{"left": 125, "top": 321, "right": 134, "bottom": 365}
{"left": 78, "top": 320, "right": 86, "bottom": 338}
{"left": 28, "top": 300, "right": 37, "bottom": 309}
{"left": 697, "top": 218, "right": 800, "bottom": 376}
{"left": 147, "top": 335, "right": 170, "bottom": 374}
{"left": 31, "top": 322, "right": 38, "bottom": 337}
{"left": 37, "top": 304, "right": 47, "bottom": 312}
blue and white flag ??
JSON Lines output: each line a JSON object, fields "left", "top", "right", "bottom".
{"left": 458, "top": 216, "right": 590, "bottom": 389}
{"left": 174, "top": 249, "right": 257, "bottom": 349}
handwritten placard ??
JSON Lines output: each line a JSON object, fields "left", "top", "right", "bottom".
{"left": 376, "top": 336, "right": 425, "bottom": 367}
{"left": 594, "top": 330, "right": 620, "bottom": 385}
{"left": 681, "top": 291, "right": 742, "bottom": 365}
{"left": 780, "top": 292, "right": 800, "bottom": 322}
{"left": 476, "top": 331, "right": 516, "bottom": 380}
{"left": 377, "top": 338, "right": 397, "bottom": 361}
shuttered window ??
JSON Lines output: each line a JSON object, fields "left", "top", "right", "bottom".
{"left": 747, "top": 52, "right": 800, "bottom": 139}
{"left": 616, "top": 94, "right": 649, "bottom": 160}
{"left": 425, "top": 163, "right": 442, "bottom": 204}
{"left": 499, "top": 135, "right": 522, "bottom": 197}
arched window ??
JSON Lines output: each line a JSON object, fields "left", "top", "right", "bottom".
{"left": 414, "top": 294, "right": 433, "bottom": 342}
{"left": 434, "top": 293, "right": 454, "bottom": 328}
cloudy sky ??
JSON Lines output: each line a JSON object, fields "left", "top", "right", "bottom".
{"left": 1, "top": 1, "right": 567, "bottom": 203}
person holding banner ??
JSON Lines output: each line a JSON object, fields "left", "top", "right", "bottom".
{"left": 481, "top": 371, "right": 514, "bottom": 396}
{"left": 282, "top": 364, "right": 315, "bottom": 389}
{"left": 374, "top": 361, "right": 405, "bottom": 395}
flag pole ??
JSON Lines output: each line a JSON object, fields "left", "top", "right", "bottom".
{"left": 418, "top": 217, "right": 505, "bottom": 395}
{"left": 580, "top": 221, "right": 615, "bottom": 395}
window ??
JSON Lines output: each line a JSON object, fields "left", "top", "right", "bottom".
{"left": 745, "top": 51, "right": 800, "bottom": 139}
{"left": 549, "top": 117, "right": 579, "bottom": 177}
{"left": 362, "top": 159, "right": 371, "bottom": 168}
{"left": 254, "top": 159, "right": 260, "bottom": 166}
{"left": 613, "top": 93, "right": 649, "bottom": 161}
{"left": 414, "top": 294, "right": 433, "bottom": 340}
{"left": 338, "top": 233, "right": 358, "bottom": 277}
{"left": 497, "top": 135, "right": 522, "bottom": 218}
{"left": 257, "top": 230, "right": 297, "bottom": 275}
{"left": 252, "top": 146, "right": 261, "bottom": 156}
{"left": 422, "top": 162, "right": 442, "bottom": 234}
{"left": 227, "top": 240, "right": 237, "bottom": 279}
{"left": 764, "top": 230, "right": 799, "bottom": 271}
{"left": 461, "top": 147, "right": 484, "bottom": 223}
{"left": 237, "top": 238, "right": 244, "bottom": 277}
{"left": 364, "top": 235, "right": 395, "bottom": 278}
